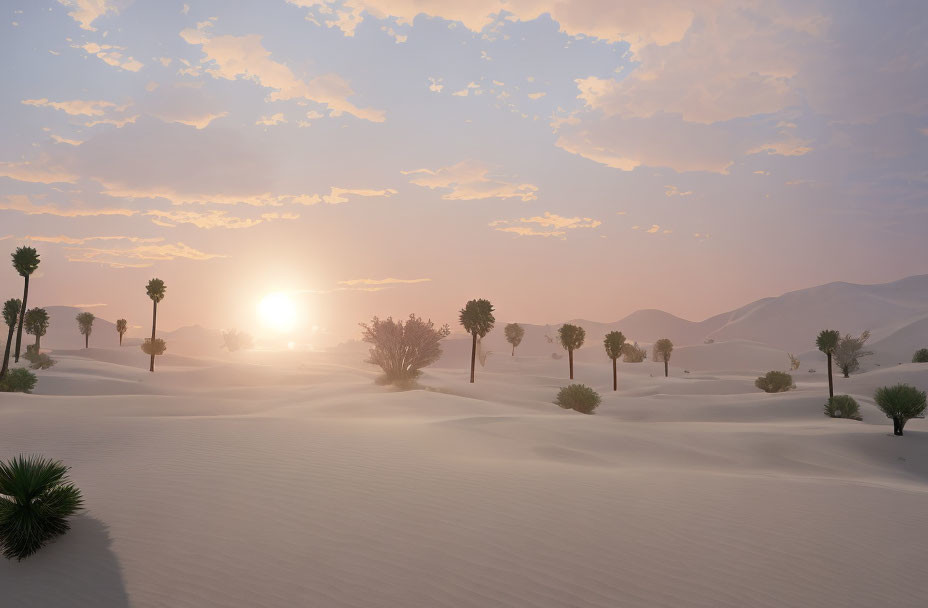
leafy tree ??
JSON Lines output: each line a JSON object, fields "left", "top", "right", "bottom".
{"left": 361, "top": 314, "right": 450, "bottom": 385}
{"left": 824, "top": 395, "right": 861, "bottom": 421}
{"left": 459, "top": 299, "right": 495, "bottom": 383}
{"left": 603, "top": 330, "right": 626, "bottom": 391}
{"left": 0, "top": 368, "right": 37, "bottom": 393}
{"left": 504, "top": 323, "right": 525, "bottom": 356}
{"left": 555, "top": 384, "right": 601, "bottom": 415}
{"left": 146, "top": 279, "right": 167, "bottom": 372}
{"left": 874, "top": 384, "right": 926, "bottom": 436}
{"left": 654, "top": 338, "right": 674, "bottom": 377}
{"left": 116, "top": 319, "right": 128, "bottom": 346}
{"left": 1, "top": 299, "right": 21, "bottom": 380}
{"left": 912, "top": 349, "right": 928, "bottom": 363}
{"left": 622, "top": 341, "right": 647, "bottom": 363}
{"left": 558, "top": 324, "right": 585, "bottom": 380}
{"left": 11, "top": 247, "right": 39, "bottom": 363}
{"left": 755, "top": 371, "right": 795, "bottom": 393}
{"left": 221, "top": 329, "right": 254, "bottom": 352}
{"left": 833, "top": 330, "right": 872, "bottom": 377}
{"left": 23, "top": 308, "right": 49, "bottom": 352}
{"left": 75, "top": 312, "right": 95, "bottom": 349}
{"left": 0, "top": 455, "right": 83, "bottom": 560}
{"left": 816, "top": 329, "right": 840, "bottom": 400}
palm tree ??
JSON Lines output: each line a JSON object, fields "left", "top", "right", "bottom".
{"left": 116, "top": 319, "right": 128, "bottom": 346}
{"left": 504, "top": 323, "right": 525, "bottom": 356}
{"left": 1, "top": 299, "right": 22, "bottom": 379}
{"left": 76, "top": 312, "right": 95, "bottom": 348}
{"left": 11, "top": 247, "right": 40, "bottom": 363}
{"left": 146, "top": 278, "right": 167, "bottom": 372}
{"left": 603, "top": 331, "right": 626, "bottom": 391}
{"left": 0, "top": 454, "right": 83, "bottom": 560}
{"left": 816, "top": 329, "right": 840, "bottom": 400}
{"left": 459, "top": 299, "right": 495, "bottom": 383}
{"left": 654, "top": 338, "right": 674, "bottom": 377}
{"left": 558, "top": 324, "right": 586, "bottom": 379}
{"left": 23, "top": 308, "right": 50, "bottom": 352}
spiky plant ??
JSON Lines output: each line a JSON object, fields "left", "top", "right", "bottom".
{"left": 654, "top": 338, "right": 674, "bottom": 378}
{"left": 23, "top": 308, "right": 50, "bottom": 353}
{"left": 504, "top": 323, "right": 525, "bottom": 357}
{"left": 603, "top": 331, "right": 626, "bottom": 391}
{"left": 816, "top": 329, "right": 840, "bottom": 400}
{"left": 76, "top": 312, "right": 95, "bottom": 349}
{"left": 11, "top": 247, "right": 39, "bottom": 363}
{"left": 459, "top": 299, "right": 495, "bottom": 383}
{"left": 558, "top": 324, "right": 585, "bottom": 380}
{"left": 0, "top": 454, "right": 83, "bottom": 560}
{"left": 116, "top": 319, "right": 128, "bottom": 346}
{"left": 874, "top": 384, "right": 926, "bottom": 436}
{"left": 1, "top": 299, "right": 22, "bottom": 379}
{"left": 146, "top": 279, "right": 167, "bottom": 372}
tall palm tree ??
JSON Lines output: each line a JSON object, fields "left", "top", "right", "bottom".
{"left": 116, "top": 319, "right": 128, "bottom": 346}
{"left": 23, "top": 308, "right": 50, "bottom": 352}
{"left": 76, "top": 312, "right": 95, "bottom": 348}
{"left": 459, "top": 299, "right": 495, "bottom": 383}
{"left": 654, "top": 338, "right": 674, "bottom": 377}
{"left": 816, "top": 329, "right": 840, "bottom": 400}
{"left": 603, "top": 330, "right": 626, "bottom": 391}
{"left": 504, "top": 323, "right": 524, "bottom": 356}
{"left": 558, "top": 324, "right": 586, "bottom": 379}
{"left": 1, "top": 299, "right": 22, "bottom": 379}
{"left": 11, "top": 247, "right": 40, "bottom": 363}
{"left": 146, "top": 278, "right": 167, "bottom": 372}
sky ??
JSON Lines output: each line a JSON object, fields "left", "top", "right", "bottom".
{"left": 1, "top": 0, "right": 927, "bottom": 346}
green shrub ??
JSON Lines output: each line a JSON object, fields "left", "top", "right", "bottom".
{"left": 0, "top": 455, "right": 83, "bottom": 560}
{"left": 0, "top": 369, "right": 37, "bottom": 393}
{"left": 755, "top": 371, "right": 795, "bottom": 393}
{"left": 913, "top": 349, "right": 928, "bottom": 363}
{"left": 824, "top": 395, "right": 861, "bottom": 420}
{"left": 555, "top": 384, "right": 601, "bottom": 414}
{"left": 874, "top": 384, "right": 927, "bottom": 436}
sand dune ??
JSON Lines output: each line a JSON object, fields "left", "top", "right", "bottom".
{"left": 1, "top": 344, "right": 927, "bottom": 607}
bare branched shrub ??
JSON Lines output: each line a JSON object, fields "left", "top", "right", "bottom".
{"left": 833, "top": 331, "right": 872, "bottom": 377}
{"left": 360, "top": 314, "right": 450, "bottom": 386}
{"left": 24, "top": 345, "right": 55, "bottom": 370}
{"left": 787, "top": 353, "right": 800, "bottom": 371}
{"left": 622, "top": 342, "right": 647, "bottom": 363}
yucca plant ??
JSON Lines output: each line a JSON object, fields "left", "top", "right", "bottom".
{"left": 874, "top": 384, "right": 926, "bottom": 436}
{"left": 1, "top": 299, "right": 21, "bottom": 379}
{"left": 146, "top": 279, "right": 167, "bottom": 372}
{"left": 0, "top": 454, "right": 83, "bottom": 560}
{"left": 11, "top": 247, "right": 40, "bottom": 363}
{"left": 603, "top": 330, "right": 626, "bottom": 391}
{"left": 816, "top": 329, "right": 840, "bottom": 400}
{"left": 459, "top": 299, "right": 494, "bottom": 383}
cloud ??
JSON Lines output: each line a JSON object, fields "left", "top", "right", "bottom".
{"left": 256, "top": 113, "right": 287, "bottom": 126}
{"left": 428, "top": 77, "right": 443, "bottom": 93}
{"left": 664, "top": 185, "right": 692, "bottom": 197}
{"left": 527, "top": 92, "right": 546, "bottom": 100}
{"left": 75, "top": 42, "right": 144, "bottom": 72}
{"left": 403, "top": 161, "right": 538, "bottom": 201}
{"left": 22, "top": 98, "right": 116, "bottom": 116}
{"left": 645, "top": 224, "right": 660, "bottom": 233}
{"left": 338, "top": 277, "right": 431, "bottom": 286}
{"left": 57, "top": 0, "right": 115, "bottom": 31}
{"left": 142, "top": 83, "right": 228, "bottom": 129}
{"left": 62, "top": 241, "right": 225, "bottom": 268}
{"left": 0, "top": 162, "right": 78, "bottom": 184}
{"left": 51, "top": 134, "right": 84, "bottom": 146}
{"left": 146, "top": 209, "right": 299, "bottom": 229}
{"left": 490, "top": 211, "right": 601, "bottom": 238}
{"left": 321, "top": 187, "right": 397, "bottom": 204}
{"left": 180, "top": 21, "right": 384, "bottom": 122}
{"left": 0, "top": 195, "right": 136, "bottom": 217}
{"left": 25, "top": 235, "right": 163, "bottom": 245}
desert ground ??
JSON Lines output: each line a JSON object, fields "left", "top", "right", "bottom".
{"left": 1, "top": 340, "right": 927, "bottom": 607}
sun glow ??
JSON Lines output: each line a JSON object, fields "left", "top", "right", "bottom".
{"left": 258, "top": 292, "right": 298, "bottom": 333}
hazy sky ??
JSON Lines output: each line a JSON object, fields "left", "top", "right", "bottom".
{"left": 2, "top": 1, "right": 927, "bottom": 345}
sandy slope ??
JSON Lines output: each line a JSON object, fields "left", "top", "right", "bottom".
{"left": 1, "top": 347, "right": 927, "bottom": 607}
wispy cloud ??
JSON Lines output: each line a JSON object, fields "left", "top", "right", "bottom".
{"left": 490, "top": 212, "right": 601, "bottom": 238}
{"left": 403, "top": 161, "right": 538, "bottom": 202}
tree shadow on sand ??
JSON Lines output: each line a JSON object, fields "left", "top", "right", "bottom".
{"left": 0, "top": 515, "right": 129, "bottom": 607}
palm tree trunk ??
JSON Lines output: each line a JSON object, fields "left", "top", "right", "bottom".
{"left": 664, "top": 359, "right": 668, "bottom": 377}
{"left": 568, "top": 349, "right": 574, "bottom": 379}
{"left": 826, "top": 353, "right": 834, "bottom": 399}
{"left": 35, "top": 334, "right": 40, "bottom": 353}
{"left": 1, "top": 325, "right": 14, "bottom": 378}
{"left": 150, "top": 300, "right": 158, "bottom": 373}
{"left": 612, "top": 358, "right": 617, "bottom": 391}
{"left": 469, "top": 332, "right": 476, "bottom": 383}
{"left": 511, "top": 344, "right": 514, "bottom": 356}
{"left": 119, "top": 333, "right": 123, "bottom": 346}
{"left": 84, "top": 334, "right": 88, "bottom": 349}
{"left": 13, "top": 275, "right": 28, "bottom": 362}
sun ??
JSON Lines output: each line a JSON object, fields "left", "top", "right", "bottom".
{"left": 258, "top": 292, "right": 298, "bottom": 333}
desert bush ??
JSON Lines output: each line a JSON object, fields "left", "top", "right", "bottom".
{"left": 554, "top": 384, "right": 601, "bottom": 414}
{"left": 833, "top": 331, "right": 872, "bottom": 377}
{"left": 141, "top": 338, "right": 167, "bottom": 356}
{"left": 787, "top": 353, "right": 800, "bottom": 371}
{"left": 24, "top": 345, "right": 55, "bottom": 370}
{"left": 913, "top": 349, "right": 928, "bottom": 363}
{"left": 0, "top": 368, "right": 37, "bottom": 393}
{"left": 221, "top": 329, "right": 254, "bottom": 352}
{"left": 0, "top": 454, "right": 83, "bottom": 560}
{"left": 874, "top": 384, "right": 927, "bottom": 436}
{"left": 550, "top": 352, "right": 563, "bottom": 360}
{"left": 361, "top": 314, "right": 450, "bottom": 385}
{"left": 622, "top": 341, "right": 647, "bottom": 363}
{"left": 824, "top": 395, "right": 862, "bottom": 420}
{"left": 755, "top": 371, "right": 795, "bottom": 393}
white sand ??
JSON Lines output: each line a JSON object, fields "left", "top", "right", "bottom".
{"left": 1, "top": 344, "right": 927, "bottom": 607}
